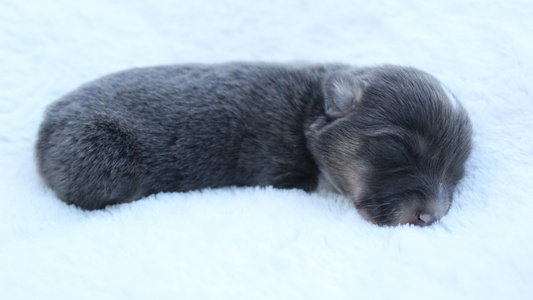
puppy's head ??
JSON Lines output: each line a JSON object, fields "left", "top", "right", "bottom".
{"left": 307, "top": 65, "right": 472, "bottom": 226}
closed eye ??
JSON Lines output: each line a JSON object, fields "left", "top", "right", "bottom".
{"left": 361, "top": 135, "right": 416, "bottom": 169}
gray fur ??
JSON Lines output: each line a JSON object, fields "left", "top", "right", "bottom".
{"left": 35, "top": 62, "right": 472, "bottom": 226}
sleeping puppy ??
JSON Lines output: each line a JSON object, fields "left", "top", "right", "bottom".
{"left": 36, "top": 63, "right": 472, "bottom": 226}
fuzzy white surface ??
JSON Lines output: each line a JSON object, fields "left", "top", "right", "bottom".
{"left": 1, "top": 0, "right": 532, "bottom": 299}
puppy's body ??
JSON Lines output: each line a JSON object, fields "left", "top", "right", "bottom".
{"left": 36, "top": 63, "right": 472, "bottom": 226}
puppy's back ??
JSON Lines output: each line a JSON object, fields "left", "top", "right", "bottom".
{"left": 36, "top": 63, "right": 335, "bottom": 209}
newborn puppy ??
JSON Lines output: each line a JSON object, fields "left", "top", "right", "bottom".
{"left": 36, "top": 63, "right": 472, "bottom": 226}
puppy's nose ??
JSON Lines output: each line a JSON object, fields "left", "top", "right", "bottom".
{"left": 415, "top": 213, "right": 438, "bottom": 226}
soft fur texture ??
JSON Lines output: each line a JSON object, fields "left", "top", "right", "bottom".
{"left": 1, "top": 0, "right": 532, "bottom": 299}
{"left": 36, "top": 63, "right": 471, "bottom": 226}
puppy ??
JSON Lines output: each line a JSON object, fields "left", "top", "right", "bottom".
{"left": 35, "top": 63, "right": 472, "bottom": 226}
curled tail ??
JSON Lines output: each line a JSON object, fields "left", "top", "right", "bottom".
{"left": 36, "top": 109, "right": 144, "bottom": 210}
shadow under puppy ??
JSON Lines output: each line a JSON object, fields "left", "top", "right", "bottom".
{"left": 36, "top": 63, "right": 472, "bottom": 226}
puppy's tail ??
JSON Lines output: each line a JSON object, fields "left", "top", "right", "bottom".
{"left": 36, "top": 110, "right": 144, "bottom": 210}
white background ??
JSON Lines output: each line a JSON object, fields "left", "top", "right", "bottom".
{"left": 1, "top": 0, "right": 532, "bottom": 299}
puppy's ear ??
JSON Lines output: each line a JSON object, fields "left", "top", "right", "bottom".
{"left": 323, "top": 71, "right": 367, "bottom": 118}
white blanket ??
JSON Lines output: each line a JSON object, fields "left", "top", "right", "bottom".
{"left": 1, "top": 0, "right": 532, "bottom": 299}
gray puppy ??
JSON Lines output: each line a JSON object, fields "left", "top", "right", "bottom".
{"left": 36, "top": 63, "right": 472, "bottom": 226}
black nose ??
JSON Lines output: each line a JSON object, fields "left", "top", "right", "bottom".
{"left": 413, "top": 213, "right": 438, "bottom": 226}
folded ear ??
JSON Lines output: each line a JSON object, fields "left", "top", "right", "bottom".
{"left": 323, "top": 71, "right": 367, "bottom": 118}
